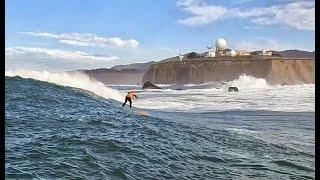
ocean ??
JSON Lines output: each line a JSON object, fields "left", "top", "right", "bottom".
{"left": 5, "top": 71, "right": 315, "bottom": 179}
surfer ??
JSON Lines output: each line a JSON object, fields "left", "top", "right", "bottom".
{"left": 122, "top": 90, "right": 138, "bottom": 108}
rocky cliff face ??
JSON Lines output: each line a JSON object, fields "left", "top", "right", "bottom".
{"left": 142, "top": 59, "right": 314, "bottom": 85}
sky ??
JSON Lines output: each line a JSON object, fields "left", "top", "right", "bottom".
{"left": 5, "top": 0, "right": 315, "bottom": 71}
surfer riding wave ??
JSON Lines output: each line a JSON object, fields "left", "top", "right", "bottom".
{"left": 122, "top": 90, "right": 138, "bottom": 108}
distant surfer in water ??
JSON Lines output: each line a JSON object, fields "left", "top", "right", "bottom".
{"left": 122, "top": 90, "right": 138, "bottom": 108}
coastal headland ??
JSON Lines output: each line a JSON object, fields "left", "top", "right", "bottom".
{"left": 74, "top": 50, "right": 315, "bottom": 85}
{"left": 142, "top": 58, "right": 314, "bottom": 85}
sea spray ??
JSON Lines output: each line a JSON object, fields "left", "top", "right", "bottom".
{"left": 228, "top": 74, "right": 270, "bottom": 89}
{"left": 5, "top": 70, "right": 124, "bottom": 102}
{"left": 136, "top": 73, "right": 314, "bottom": 112}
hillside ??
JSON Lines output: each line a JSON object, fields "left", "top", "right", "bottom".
{"left": 278, "top": 50, "right": 315, "bottom": 59}
{"left": 111, "top": 61, "right": 156, "bottom": 71}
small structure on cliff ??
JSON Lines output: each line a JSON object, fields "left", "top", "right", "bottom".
{"left": 178, "top": 54, "right": 184, "bottom": 61}
{"left": 251, "top": 50, "right": 272, "bottom": 56}
{"left": 236, "top": 50, "right": 251, "bottom": 56}
{"left": 205, "top": 46, "right": 216, "bottom": 58}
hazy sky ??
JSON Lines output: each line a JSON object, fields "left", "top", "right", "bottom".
{"left": 5, "top": 0, "right": 315, "bottom": 71}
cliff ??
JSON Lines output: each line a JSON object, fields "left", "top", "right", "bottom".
{"left": 142, "top": 58, "right": 314, "bottom": 85}
{"left": 70, "top": 50, "right": 314, "bottom": 85}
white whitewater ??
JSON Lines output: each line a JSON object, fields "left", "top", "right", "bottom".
{"left": 5, "top": 71, "right": 314, "bottom": 112}
{"left": 135, "top": 74, "right": 315, "bottom": 112}
{"left": 5, "top": 70, "right": 125, "bottom": 102}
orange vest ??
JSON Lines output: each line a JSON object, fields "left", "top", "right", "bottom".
{"left": 126, "top": 92, "right": 136, "bottom": 99}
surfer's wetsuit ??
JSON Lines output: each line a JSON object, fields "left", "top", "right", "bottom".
{"left": 122, "top": 91, "right": 138, "bottom": 108}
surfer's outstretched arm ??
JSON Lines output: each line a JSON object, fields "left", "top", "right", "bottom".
{"left": 134, "top": 95, "right": 138, "bottom": 99}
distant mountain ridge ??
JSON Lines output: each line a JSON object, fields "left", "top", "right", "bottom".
{"left": 277, "top": 50, "right": 315, "bottom": 59}
{"left": 111, "top": 61, "right": 155, "bottom": 71}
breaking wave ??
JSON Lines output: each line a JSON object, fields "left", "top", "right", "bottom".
{"left": 5, "top": 70, "right": 124, "bottom": 102}
{"left": 228, "top": 74, "right": 270, "bottom": 89}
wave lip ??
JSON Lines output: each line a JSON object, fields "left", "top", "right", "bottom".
{"left": 5, "top": 70, "right": 124, "bottom": 102}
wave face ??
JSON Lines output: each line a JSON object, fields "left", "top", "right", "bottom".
{"left": 5, "top": 70, "right": 124, "bottom": 102}
{"left": 5, "top": 76, "right": 314, "bottom": 179}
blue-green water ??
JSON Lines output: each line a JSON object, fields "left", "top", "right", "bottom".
{"left": 5, "top": 76, "right": 315, "bottom": 179}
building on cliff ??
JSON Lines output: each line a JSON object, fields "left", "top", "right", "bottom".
{"left": 251, "top": 50, "right": 273, "bottom": 56}
{"left": 203, "top": 46, "right": 216, "bottom": 58}
{"left": 198, "top": 38, "right": 277, "bottom": 59}
{"left": 200, "top": 38, "right": 249, "bottom": 58}
{"left": 236, "top": 50, "right": 251, "bottom": 56}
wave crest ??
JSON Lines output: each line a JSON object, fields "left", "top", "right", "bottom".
{"left": 5, "top": 70, "right": 124, "bottom": 102}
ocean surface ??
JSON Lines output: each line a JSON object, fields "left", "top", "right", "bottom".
{"left": 5, "top": 71, "right": 315, "bottom": 179}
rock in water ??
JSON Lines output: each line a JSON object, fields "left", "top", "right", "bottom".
{"left": 228, "top": 87, "right": 239, "bottom": 92}
{"left": 142, "top": 81, "right": 162, "bottom": 89}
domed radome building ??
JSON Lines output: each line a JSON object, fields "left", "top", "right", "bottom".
{"left": 201, "top": 38, "right": 273, "bottom": 59}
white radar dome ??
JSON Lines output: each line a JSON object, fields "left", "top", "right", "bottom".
{"left": 215, "top": 39, "right": 227, "bottom": 50}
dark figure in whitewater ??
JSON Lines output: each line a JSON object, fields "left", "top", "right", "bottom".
{"left": 122, "top": 90, "right": 138, "bottom": 108}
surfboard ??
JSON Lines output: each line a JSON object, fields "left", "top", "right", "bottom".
{"left": 133, "top": 110, "right": 149, "bottom": 116}
{"left": 123, "top": 106, "right": 149, "bottom": 116}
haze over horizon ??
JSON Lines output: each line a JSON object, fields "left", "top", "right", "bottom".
{"left": 5, "top": 0, "right": 315, "bottom": 71}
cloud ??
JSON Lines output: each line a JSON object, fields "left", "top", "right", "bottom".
{"left": 177, "top": 0, "right": 315, "bottom": 30}
{"left": 234, "top": 1, "right": 315, "bottom": 30}
{"left": 5, "top": 47, "right": 119, "bottom": 62}
{"left": 177, "top": 0, "right": 228, "bottom": 26}
{"left": 20, "top": 32, "right": 140, "bottom": 48}
{"left": 230, "top": 0, "right": 255, "bottom": 5}
{"left": 58, "top": 39, "right": 93, "bottom": 46}
{"left": 176, "top": 0, "right": 200, "bottom": 7}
